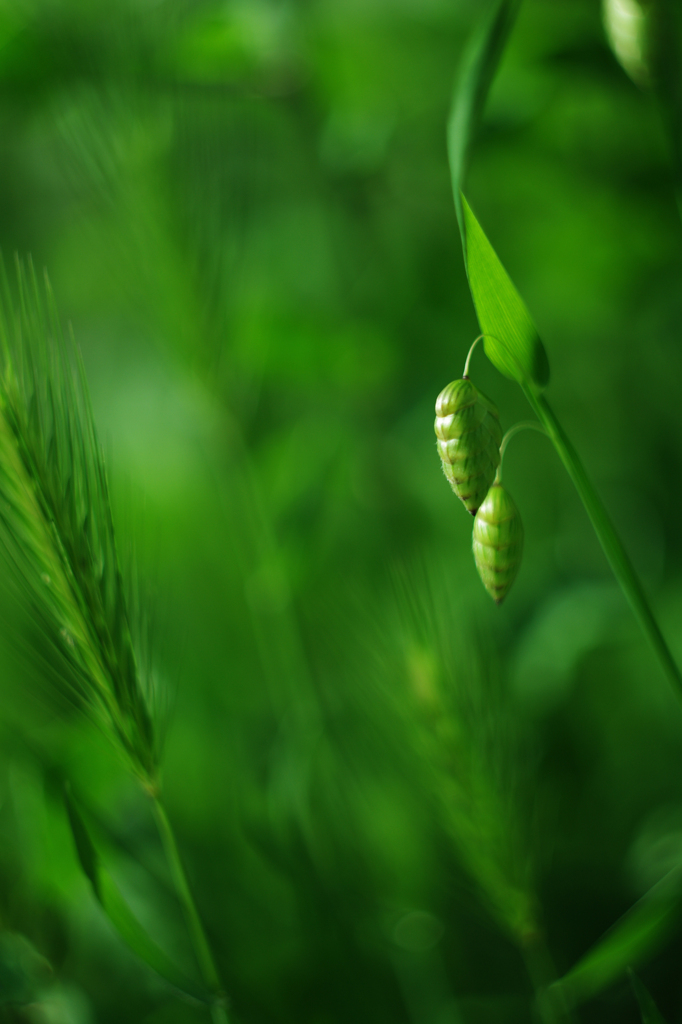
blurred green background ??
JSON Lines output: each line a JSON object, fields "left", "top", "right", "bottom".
{"left": 2, "top": 0, "right": 682, "bottom": 1021}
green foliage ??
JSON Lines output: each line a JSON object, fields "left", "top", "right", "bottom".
{"left": 0, "top": 0, "right": 682, "bottom": 1022}
{"left": 0, "top": 931, "right": 51, "bottom": 1005}
{"left": 448, "top": 0, "right": 682, "bottom": 697}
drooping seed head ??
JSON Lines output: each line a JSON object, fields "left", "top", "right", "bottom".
{"left": 472, "top": 484, "right": 523, "bottom": 604}
{"left": 435, "top": 379, "right": 502, "bottom": 515}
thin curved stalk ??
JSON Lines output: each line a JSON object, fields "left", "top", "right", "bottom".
{"left": 523, "top": 385, "right": 682, "bottom": 700}
{"left": 151, "top": 796, "right": 230, "bottom": 1024}
{"left": 495, "top": 421, "right": 548, "bottom": 484}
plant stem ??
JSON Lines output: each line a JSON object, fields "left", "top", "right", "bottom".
{"left": 463, "top": 333, "right": 485, "bottom": 376}
{"left": 495, "top": 421, "right": 547, "bottom": 484}
{"left": 521, "top": 933, "right": 575, "bottom": 1024}
{"left": 522, "top": 385, "right": 682, "bottom": 701}
{"left": 151, "top": 795, "right": 230, "bottom": 1024}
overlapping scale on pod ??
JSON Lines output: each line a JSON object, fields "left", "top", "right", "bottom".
{"left": 472, "top": 484, "right": 523, "bottom": 604}
{"left": 434, "top": 378, "right": 503, "bottom": 515}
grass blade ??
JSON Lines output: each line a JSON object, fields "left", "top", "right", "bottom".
{"left": 0, "top": 931, "right": 51, "bottom": 1005}
{"left": 151, "top": 797, "right": 224, "bottom": 999}
{"left": 447, "top": 1, "right": 550, "bottom": 389}
{"left": 462, "top": 196, "right": 550, "bottom": 388}
{"left": 629, "top": 971, "right": 668, "bottom": 1024}
{"left": 64, "top": 787, "right": 208, "bottom": 1004}
{"left": 447, "top": 0, "right": 520, "bottom": 233}
{"left": 548, "top": 870, "right": 682, "bottom": 1010}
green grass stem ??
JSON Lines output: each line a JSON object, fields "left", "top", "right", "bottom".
{"left": 521, "top": 933, "right": 575, "bottom": 1024}
{"left": 151, "top": 796, "right": 229, "bottom": 1024}
{"left": 522, "top": 386, "right": 682, "bottom": 700}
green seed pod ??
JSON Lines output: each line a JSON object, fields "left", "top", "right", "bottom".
{"left": 435, "top": 378, "right": 503, "bottom": 515}
{"left": 472, "top": 484, "right": 523, "bottom": 604}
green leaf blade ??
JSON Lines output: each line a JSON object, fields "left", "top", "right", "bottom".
{"left": 446, "top": 0, "right": 550, "bottom": 391}
{"left": 462, "top": 195, "right": 550, "bottom": 389}
{"left": 548, "top": 872, "right": 682, "bottom": 1010}
{"left": 630, "top": 971, "right": 668, "bottom": 1024}
{"left": 64, "top": 788, "right": 207, "bottom": 1004}
{"left": 447, "top": 0, "right": 520, "bottom": 232}
{"left": 64, "top": 784, "right": 101, "bottom": 900}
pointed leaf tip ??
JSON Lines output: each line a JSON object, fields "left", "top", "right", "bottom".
{"left": 550, "top": 871, "right": 682, "bottom": 1010}
{"left": 630, "top": 971, "right": 669, "bottom": 1024}
{"left": 447, "top": 0, "right": 521, "bottom": 231}
{"left": 63, "top": 788, "right": 206, "bottom": 1002}
{"left": 462, "top": 195, "right": 550, "bottom": 390}
{"left": 64, "top": 785, "right": 101, "bottom": 899}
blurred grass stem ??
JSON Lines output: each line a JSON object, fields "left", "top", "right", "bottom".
{"left": 521, "top": 934, "right": 575, "bottom": 1024}
{"left": 151, "top": 796, "right": 229, "bottom": 1024}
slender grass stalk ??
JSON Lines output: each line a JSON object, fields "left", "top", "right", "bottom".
{"left": 522, "top": 385, "right": 682, "bottom": 700}
{"left": 462, "top": 333, "right": 484, "bottom": 377}
{"left": 521, "top": 934, "right": 575, "bottom": 1024}
{"left": 0, "top": 258, "right": 229, "bottom": 1018}
{"left": 151, "top": 797, "right": 230, "bottom": 1024}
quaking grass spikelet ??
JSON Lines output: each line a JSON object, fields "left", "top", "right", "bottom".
{"left": 472, "top": 484, "right": 524, "bottom": 604}
{"left": 470, "top": 423, "right": 547, "bottom": 604}
{"left": 435, "top": 338, "right": 503, "bottom": 515}
{"left": 435, "top": 378, "right": 502, "bottom": 515}
{"left": 0, "top": 257, "right": 157, "bottom": 789}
